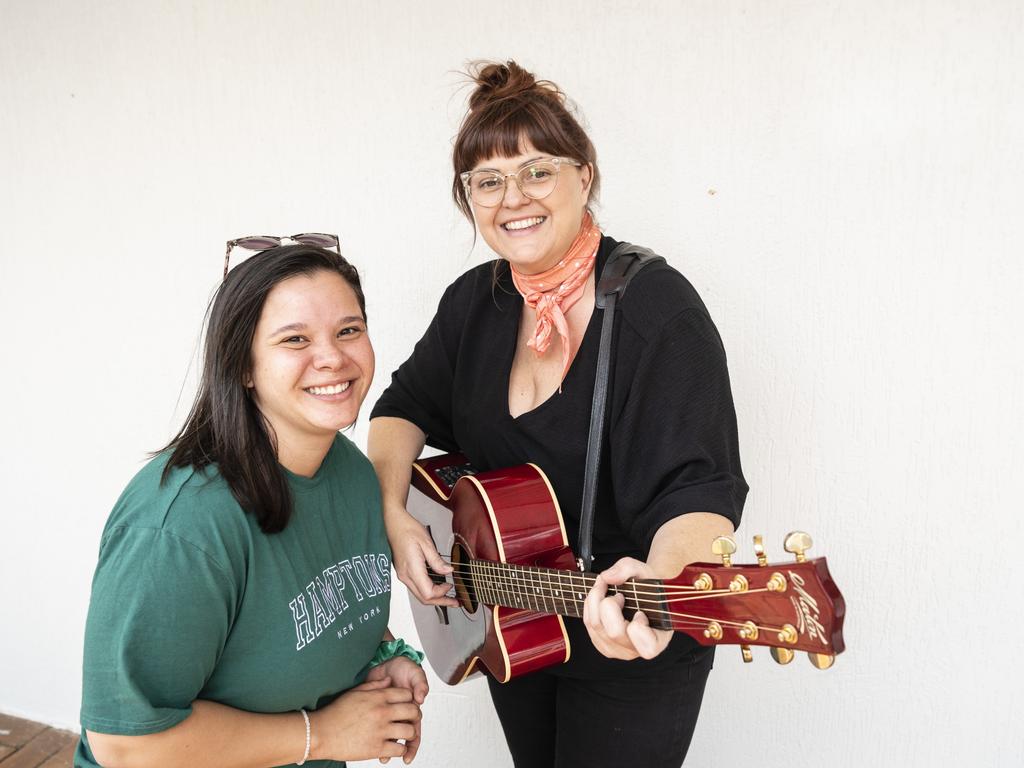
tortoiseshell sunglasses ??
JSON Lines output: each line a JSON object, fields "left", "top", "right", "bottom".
{"left": 223, "top": 233, "right": 340, "bottom": 278}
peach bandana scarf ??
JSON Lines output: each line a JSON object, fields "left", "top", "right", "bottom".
{"left": 510, "top": 212, "right": 602, "bottom": 385}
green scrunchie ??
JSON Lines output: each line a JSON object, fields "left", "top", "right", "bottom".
{"left": 369, "top": 638, "right": 425, "bottom": 668}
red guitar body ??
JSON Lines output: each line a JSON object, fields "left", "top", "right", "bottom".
{"left": 408, "top": 455, "right": 577, "bottom": 684}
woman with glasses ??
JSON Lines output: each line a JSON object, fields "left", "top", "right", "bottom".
{"left": 368, "top": 61, "right": 747, "bottom": 767}
{"left": 78, "top": 242, "right": 428, "bottom": 768}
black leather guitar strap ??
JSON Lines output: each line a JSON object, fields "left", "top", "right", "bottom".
{"left": 577, "top": 242, "right": 665, "bottom": 571}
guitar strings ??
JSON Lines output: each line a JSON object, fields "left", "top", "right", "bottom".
{"left": 436, "top": 557, "right": 774, "bottom": 601}
{"left": 425, "top": 559, "right": 793, "bottom": 635}
{"left": 443, "top": 562, "right": 760, "bottom": 605}
{"left": 436, "top": 561, "right": 757, "bottom": 602}
{"left": 434, "top": 581, "right": 788, "bottom": 635}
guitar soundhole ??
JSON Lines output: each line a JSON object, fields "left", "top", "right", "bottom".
{"left": 451, "top": 542, "right": 478, "bottom": 612}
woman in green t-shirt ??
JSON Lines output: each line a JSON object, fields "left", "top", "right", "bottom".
{"left": 78, "top": 240, "right": 426, "bottom": 768}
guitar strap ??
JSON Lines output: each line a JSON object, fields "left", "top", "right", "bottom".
{"left": 577, "top": 242, "right": 665, "bottom": 571}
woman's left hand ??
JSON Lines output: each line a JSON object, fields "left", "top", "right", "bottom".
{"left": 583, "top": 557, "right": 673, "bottom": 660}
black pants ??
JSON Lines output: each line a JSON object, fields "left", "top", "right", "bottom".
{"left": 486, "top": 647, "right": 714, "bottom": 768}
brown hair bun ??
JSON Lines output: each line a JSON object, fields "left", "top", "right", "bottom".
{"left": 467, "top": 60, "right": 559, "bottom": 111}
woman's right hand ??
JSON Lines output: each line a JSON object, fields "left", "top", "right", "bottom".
{"left": 385, "top": 505, "right": 458, "bottom": 606}
{"left": 367, "top": 417, "right": 455, "bottom": 607}
{"left": 310, "top": 677, "right": 423, "bottom": 763}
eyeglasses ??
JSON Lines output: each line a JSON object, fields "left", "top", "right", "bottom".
{"left": 223, "top": 233, "right": 340, "bottom": 278}
{"left": 460, "top": 157, "right": 582, "bottom": 208}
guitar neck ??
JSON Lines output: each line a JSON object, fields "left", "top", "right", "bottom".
{"left": 464, "top": 559, "right": 673, "bottom": 631}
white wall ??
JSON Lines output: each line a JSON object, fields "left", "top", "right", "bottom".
{"left": 2, "top": 1, "right": 1022, "bottom": 765}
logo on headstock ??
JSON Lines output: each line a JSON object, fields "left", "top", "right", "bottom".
{"left": 788, "top": 571, "right": 829, "bottom": 646}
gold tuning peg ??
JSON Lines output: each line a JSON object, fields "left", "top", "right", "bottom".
{"left": 711, "top": 536, "right": 737, "bottom": 567}
{"left": 771, "top": 647, "right": 795, "bottom": 665}
{"left": 740, "top": 645, "right": 753, "bottom": 663}
{"left": 783, "top": 531, "right": 813, "bottom": 563}
{"left": 753, "top": 535, "right": 768, "bottom": 566}
{"left": 808, "top": 652, "right": 835, "bottom": 670}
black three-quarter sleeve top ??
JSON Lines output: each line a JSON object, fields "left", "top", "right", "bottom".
{"left": 372, "top": 235, "right": 748, "bottom": 675}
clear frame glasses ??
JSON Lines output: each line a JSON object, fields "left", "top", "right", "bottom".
{"left": 460, "top": 157, "right": 582, "bottom": 208}
{"left": 223, "top": 232, "right": 340, "bottom": 278}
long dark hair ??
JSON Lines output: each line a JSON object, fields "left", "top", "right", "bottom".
{"left": 160, "top": 244, "right": 367, "bottom": 533}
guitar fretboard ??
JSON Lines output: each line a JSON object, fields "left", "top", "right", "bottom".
{"left": 464, "top": 559, "right": 672, "bottom": 630}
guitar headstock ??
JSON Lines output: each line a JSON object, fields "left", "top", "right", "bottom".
{"left": 669, "top": 532, "right": 845, "bottom": 668}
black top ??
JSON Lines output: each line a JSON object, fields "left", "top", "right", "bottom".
{"left": 372, "top": 235, "right": 748, "bottom": 676}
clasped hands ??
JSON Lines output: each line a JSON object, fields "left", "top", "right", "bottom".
{"left": 312, "top": 655, "right": 427, "bottom": 765}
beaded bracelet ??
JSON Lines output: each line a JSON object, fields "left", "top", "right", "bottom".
{"left": 368, "top": 637, "right": 425, "bottom": 668}
{"left": 296, "top": 708, "right": 311, "bottom": 766}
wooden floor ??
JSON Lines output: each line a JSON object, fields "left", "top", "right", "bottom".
{"left": 0, "top": 714, "right": 77, "bottom": 767}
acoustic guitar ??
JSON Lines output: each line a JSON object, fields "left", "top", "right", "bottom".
{"left": 406, "top": 453, "right": 845, "bottom": 685}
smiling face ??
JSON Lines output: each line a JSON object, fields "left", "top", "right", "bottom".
{"left": 247, "top": 270, "right": 374, "bottom": 458}
{"left": 470, "top": 139, "right": 593, "bottom": 275}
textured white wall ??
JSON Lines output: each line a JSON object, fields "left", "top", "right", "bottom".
{"left": 1, "top": 1, "right": 1022, "bottom": 765}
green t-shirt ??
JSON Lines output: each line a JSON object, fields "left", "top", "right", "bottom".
{"left": 76, "top": 434, "right": 391, "bottom": 768}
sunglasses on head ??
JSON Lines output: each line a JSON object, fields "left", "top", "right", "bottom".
{"left": 223, "top": 233, "right": 341, "bottom": 278}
